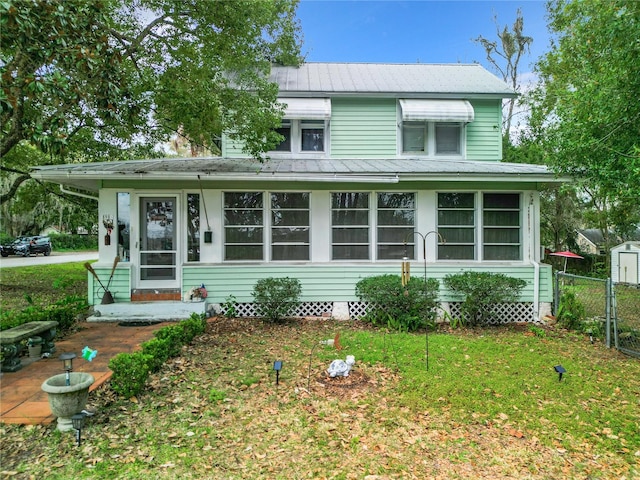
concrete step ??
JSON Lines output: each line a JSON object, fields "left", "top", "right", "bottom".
{"left": 88, "top": 301, "right": 207, "bottom": 322}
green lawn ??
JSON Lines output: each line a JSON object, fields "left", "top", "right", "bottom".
{"left": 2, "top": 318, "right": 638, "bottom": 479}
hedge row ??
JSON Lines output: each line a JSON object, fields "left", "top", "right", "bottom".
{"left": 108, "top": 314, "right": 207, "bottom": 398}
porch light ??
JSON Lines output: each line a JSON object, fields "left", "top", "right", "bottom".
{"left": 59, "top": 352, "right": 77, "bottom": 386}
{"left": 273, "top": 360, "right": 283, "bottom": 386}
{"left": 554, "top": 365, "right": 566, "bottom": 382}
{"left": 71, "top": 413, "right": 86, "bottom": 447}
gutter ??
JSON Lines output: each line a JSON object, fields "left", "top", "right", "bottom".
{"left": 60, "top": 185, "right": 98, "bottom": 201}
{"left": 528, "top": 193, "right": 540, "bottom": 321}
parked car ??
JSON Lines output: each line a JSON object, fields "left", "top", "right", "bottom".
{"left": 0, "top": 236, "right": 52, "bottom": 257}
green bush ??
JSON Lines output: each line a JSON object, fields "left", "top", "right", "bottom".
{"left": 154, "top": 324, "right": 187, "bottom": 357}
{"left": 252, "top": 277, "right": 302, "bottom": 322}
{"left": 443, "top": 271, "right": 527, "bottom": 326}
{"left": 140, "top": 337, "right": 172, "bottom": 372}
{"left": 111, "top": 314, "right": 207, "bottom": 396}
{"left": 48, "top": 233, "right": 98, "bottom": 251}
{"left": 0, "top": 295, "right": 88, "bottom": 333}
{"left": 355, "top": 274, "right": 440, "bottom": 332}
{"left": 109, "top": 352, "right": 153, "bottom": 398}
{"left": 556, "top": 291, "right": 586, "bottom": 331}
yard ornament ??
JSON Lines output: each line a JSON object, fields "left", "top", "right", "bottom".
{"left": 82, "top": 346, "right": 97, "bottom": 362}
{"left": 327, "top": 355, "right": 355, "bottom": 377}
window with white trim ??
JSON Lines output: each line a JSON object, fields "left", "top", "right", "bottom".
{"left": 437, "top": 193, "right": 475, "bottom": 260}
{"left": 331, "top": 193, "right": 369, "bottom": 260}
{"left": 402, "top": 122, "right": 463, "bottom": 155}
{"left": 377, "top": 193, "right": 415, "bottom": 260}
{"left": 224, "top": 192, "right": 264, "bottom": 260}
{"left": 271, "top": 192, "right": 310, "bottom": 261}
{"left": 273, "top": 120, "right": 326, "bottom": 153}
{"left": 483, "top": 193, "right": 521, "bottom": 260}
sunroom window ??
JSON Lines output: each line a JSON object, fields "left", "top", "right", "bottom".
{"left": 224, "top": 192, "right": 264, "bottom": 260}
{"left": 271, "top": 192, "right": 310, "bottom": 261}
{"left": 437, "top": 192, "right": 475, "bottom": 260}
{"left": 377, "top": 193, "right": 415, "bottom": 260}
{"left": 331, "top": 193, "right": 370, "bottom": 260}
{"left": 483, "top": 193, "right": 521, "bottom": 260}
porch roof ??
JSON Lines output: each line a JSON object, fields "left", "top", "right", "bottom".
{"left": 32, "top": 157, "right": 566, "bottom": 192}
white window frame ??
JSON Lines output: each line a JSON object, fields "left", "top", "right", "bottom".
{"left": 270, "top": 192, "right": 311, "bottom": 261}
{"left": 401, "top": 121, "right": 465, "bottom": 157}
{"left": 271, "top": 119, "right": 329, "bottom": 155}
{"left": 436, "top": 191, "right": 523, "bottom": 262}
{"left": 331, "top": 192, "right": 370, "bottom": 261}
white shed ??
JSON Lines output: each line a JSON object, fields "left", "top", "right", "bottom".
{"left": 611, "top": 241, "right": 640, "bottom": 284}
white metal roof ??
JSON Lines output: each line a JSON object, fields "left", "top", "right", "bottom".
{"left": 33, "top": 157, "right": 566, "bottom": 193}
{"left": 270, "top": 63, "right": 516, "bottom": 98}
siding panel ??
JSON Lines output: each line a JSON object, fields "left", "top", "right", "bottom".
{"left": 466, "top": 100, "right": 503, "bottom": 161}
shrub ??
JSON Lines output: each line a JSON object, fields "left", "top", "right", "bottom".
{"left": 556, "top": 291, "right": 586, "bottom": 331}
{"left": 355, "top": 274, "right": 440, "bottom": 332}
{"left": 109, "top": 352, "right": 153, "bottom": 398}
{"left": 180, "top": 313, "right": 207, "bottom": 340}
{"left": 48, "top": 233, "right": 98, "bottom": 251}
{"left": 140, "top": 337, "right": 172, "bottom": 372}
{"left": 154, "top": 325, "right": 187, "bottom": 357}
{"left": 0, "top": 295, "right": 88, "bottom": 333}
{"left": 443, "top": 271, "right": 527, "bottom": 326}
{"left": 252, "top": 277, "right": 301, "bottom": 322}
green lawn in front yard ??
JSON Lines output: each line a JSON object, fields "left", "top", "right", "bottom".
{"left": 0, "top": 262, "right": 89, "bottom": 313}
{"left": 2, "top": 318, "right": 638, "bottom": 479}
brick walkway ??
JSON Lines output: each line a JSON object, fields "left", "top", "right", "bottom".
{"left": 0, "top": 321, "right": 167, "bottom": 425}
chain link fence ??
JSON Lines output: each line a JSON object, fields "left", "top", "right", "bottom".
{"left": 554, "top": 272, "right": 640, "bottom": 358}
{"left": 613, "top": 283, "right": 640, "bottom": 358}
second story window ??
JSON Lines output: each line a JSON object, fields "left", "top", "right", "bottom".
{"left": 273, "top": 98, "right": 331, "bottom": 155}
{"left": 273, "top": 120, "right": 327, "bottom": 153}
{"left": 400, "top": 99, "right": 473, "bottom": 157}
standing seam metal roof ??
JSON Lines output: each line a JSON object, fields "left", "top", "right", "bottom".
{"left": 270, "top": 63, "right": 515, "bottom": 96}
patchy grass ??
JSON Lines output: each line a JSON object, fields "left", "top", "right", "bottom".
{"left": 0, "top": 262, "right": 89, "bottom": 313}
{"left": 1, "top": 318, "right": 639, "bottom": 479}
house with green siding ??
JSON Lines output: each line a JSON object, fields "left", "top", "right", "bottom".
{"left": 33, "top": 63, "right": 563, "bottom": 322}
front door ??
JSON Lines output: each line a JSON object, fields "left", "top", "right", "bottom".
{"left": 138, "top": 196, "right": 178, "bottom": 288}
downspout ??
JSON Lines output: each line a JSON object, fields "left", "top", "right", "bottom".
{"left": 60, "top": 185, "right": 98, "bottom": 201}
{"left": 529, "top": 193, "right": 540, "bottom": 322}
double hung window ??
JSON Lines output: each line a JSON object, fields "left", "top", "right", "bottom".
{"left": 274, "top": 120, "right": 326, "bottom": 153}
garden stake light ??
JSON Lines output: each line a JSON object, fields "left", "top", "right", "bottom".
{"left": 554, "top": 365, "right": 566, "bottom": 381}
{"left": 273, "top": 360, "right": 283, "bottom": 386}
{"left": 59, "top": 352, "right": 76, "bottom": 386}
{"left": 403, "top": 230, "right": 445, "bottom": 371}
{"left": 71, "top": 413, "right": 86, "bottom": 447}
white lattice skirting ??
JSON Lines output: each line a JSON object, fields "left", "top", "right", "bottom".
{"left": 220, "top": 301, "right": 538, "bottom": 323}
{"left": 447, "top": 302, "right": 536, "bottom": 324}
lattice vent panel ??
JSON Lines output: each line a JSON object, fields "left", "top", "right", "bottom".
{"left": 448, "top": 302, "right": 535, "bottom": 324}
{"left": 348, "top": 302, "right": 374, "bottom": 319}
{"left": 221, "top": 302, "right": 333, "bottom": 318}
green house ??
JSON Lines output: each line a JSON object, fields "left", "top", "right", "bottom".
{"left": 33, "top": 63, "right": 563, "bottom": 322}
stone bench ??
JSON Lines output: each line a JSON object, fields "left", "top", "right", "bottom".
{"left": 0, "top": 321, "right": 58, "bottom": 372}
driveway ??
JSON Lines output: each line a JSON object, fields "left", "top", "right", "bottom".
{"left": 0, "top": 251, "right": 98, "bottom": 268}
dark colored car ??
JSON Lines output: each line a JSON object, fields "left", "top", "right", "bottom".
{"left": 0, "top": 236, "right": 52, "bottom": 257}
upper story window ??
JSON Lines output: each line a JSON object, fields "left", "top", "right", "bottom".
{"left": 400, "top": 99, "right": 473, "bottom": 157}
{"left": 273, "top": 98, "right": 331, "bottom": 155}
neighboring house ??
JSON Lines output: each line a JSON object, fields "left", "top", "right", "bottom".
{"left": 32, "top": 62, "right": 565, "bottom": 322}
{"left": 576, "top": 229, "right": 612, "bottom": 255}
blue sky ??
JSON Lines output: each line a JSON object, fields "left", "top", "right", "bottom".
{"left": 296, "top": 0, "right": 550, "bottom": 75}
